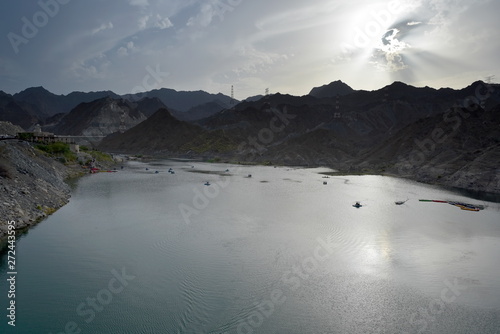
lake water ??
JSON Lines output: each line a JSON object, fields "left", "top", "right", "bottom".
{"left": 1, "top": 160, "right": 500, "bottom": 334}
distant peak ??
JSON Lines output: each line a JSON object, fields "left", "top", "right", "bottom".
{"left": 309, "top": 80, "right": 354, "bottom": 98}
{"left": 20, "top": 86, "right": 51, "bottom": 93}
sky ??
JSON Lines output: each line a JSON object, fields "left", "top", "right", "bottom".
{"left": 1, "top": 0, "right": 499, "bottom": 99}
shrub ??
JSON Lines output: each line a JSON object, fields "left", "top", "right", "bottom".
{"left": 35, "top": 142, "right": 77, "bottom": 163}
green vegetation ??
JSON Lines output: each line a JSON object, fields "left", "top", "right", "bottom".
{"left": 35, "top": 142, "right": 77, "bottom": 163}
{"left": 207, "top": 157, "right": 221, "bottom": 163}
{"left": 36, "top": 205, "right": 57, "bottom": 215}
{"left": 87, "top": 150, "right": 113, "bottom": 162}
{"left": 80, "top": 145, "right": 89, "bottom": 152}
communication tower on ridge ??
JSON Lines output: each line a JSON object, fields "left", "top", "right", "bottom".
{"left": 230, "top": 85, "right": 235, "bottom": 105}
{"left": 485, "top": 75, "right": 495, "bottom": 84}
{"left": 265, "top": 88, "right": 269, "bottom": 96}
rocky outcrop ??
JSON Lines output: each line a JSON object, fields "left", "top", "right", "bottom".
{"left": 0, "top": 140, "right": 71, "bottom": 244}
{"left": 48, "top": 97, "right": 147, "bottom": 145}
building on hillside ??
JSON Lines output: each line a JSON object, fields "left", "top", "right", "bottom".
{"left": 17, "top": 124, "right": 75, "bottom": 145}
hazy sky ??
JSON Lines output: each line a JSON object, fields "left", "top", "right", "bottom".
{"left": 1, "top": 0, "right": 499, "bottom": 99}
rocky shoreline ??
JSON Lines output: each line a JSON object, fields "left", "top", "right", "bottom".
{"left": 0, "top": 140, "right": 73, "bottom": 247}
{"left": 0, "top": 121, "right": 118, "bottom": 248}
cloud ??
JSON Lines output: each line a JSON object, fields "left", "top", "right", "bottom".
{"left": 117, "top": 41, "right": 135, "bottom": 57}
{"left": 253, "top": 2, "right": 342, "bottom": 40}
{"left": 155, "top": 15, "right": 173, "bottom": 29}
{"left": 91, "top": 22, "right": 114, "bottom": 35}
{"left": 138, "top": 14, "right": 173, "bottom": 30}
{"left": 186, "top": 0, "right": 242, "bottom": 28}
{"left": 70, "top": 53, "right": 111, "bottom": 81}
{"left": 138, "top": 15, "right": 150, "bottom": 30}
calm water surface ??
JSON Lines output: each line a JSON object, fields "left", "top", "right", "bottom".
{"left": 1, "top": 160, "right": 500, "bottom": 333}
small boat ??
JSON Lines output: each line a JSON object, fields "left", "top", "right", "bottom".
{"left": 204, "top": 181, "right": 211, "bottom": 186}
{"left": 323, "top": 181, "right": 327, "bottom": 185}
{"left": 449, "top": 201, "right": 483, "bottom": 211}
{"left": 395, "top": 198, "right": 409, "bottom": 205}
{"left": 155, "top": 171, "right": 159, "bottom": 174}
{"left": 352, "top": 202, "right": 362, "bottom": 208}
{"left": 459, "top": 206, "right": 480, "bottom": 212}
{"left": 247, "top": 174, "right": 252, "bottom": 178}
{"left": 420, "top": 199, "right": 484, "bottom": 211}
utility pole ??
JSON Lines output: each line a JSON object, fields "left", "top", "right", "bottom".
{"left": 230, "top": 85, "right": 235, "bottom": 105}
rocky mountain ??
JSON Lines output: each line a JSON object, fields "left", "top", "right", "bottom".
{"left": 3, "top": 86, "right": 234, "bottom": 130}
{"left": 122, "top": 88, "right": 234, "bottom": 113}
{"left": 97, "top": 80, "right": 500, "bottom": 194}
{"left": 354, "top": 103, "right": 500, "bottom": 194}
{"left": 172, "top": 100, "right": 227, "bottom": 121}
{"left": 49, "top": 97, "right": 147, "bottom": 140}
{"left": 13, "top": 86, "right": 120, "bottom": 117}
{"left": 98, "top": 108, "right": 238, "bottom": 155}
{"left": 309, "top": 80, "right": 355, "bottom": 98}
{"left": 0, "top": 92, "right": 41, "bottom": 130}
{"left": 133, "top": 97, "right": 169, "bottom": 118}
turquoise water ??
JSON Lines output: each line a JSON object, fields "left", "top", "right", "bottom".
{"left": 1, "top": 160, "right": 500, "bottom": 333}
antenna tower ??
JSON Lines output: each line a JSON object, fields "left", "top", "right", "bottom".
{"left": 230, "top": 85, "right": 234, "bottom": 105}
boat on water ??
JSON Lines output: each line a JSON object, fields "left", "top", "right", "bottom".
{"left": 204, "top": 182, "right": 211, "bottom": 186}
{"left": 352, "top": 202, "right": 362, "bottom": 208}
{"left": 419, "top": 199, "right": 485, "bottom": 211}
{"left": 90, "top": 168, "right": 117, "bottom": 174}
{"left": 457, "top": 206, "right": 480, "bottom": 211}
{"left": 395, "top": 198, "right": 409, "bottom": 205}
